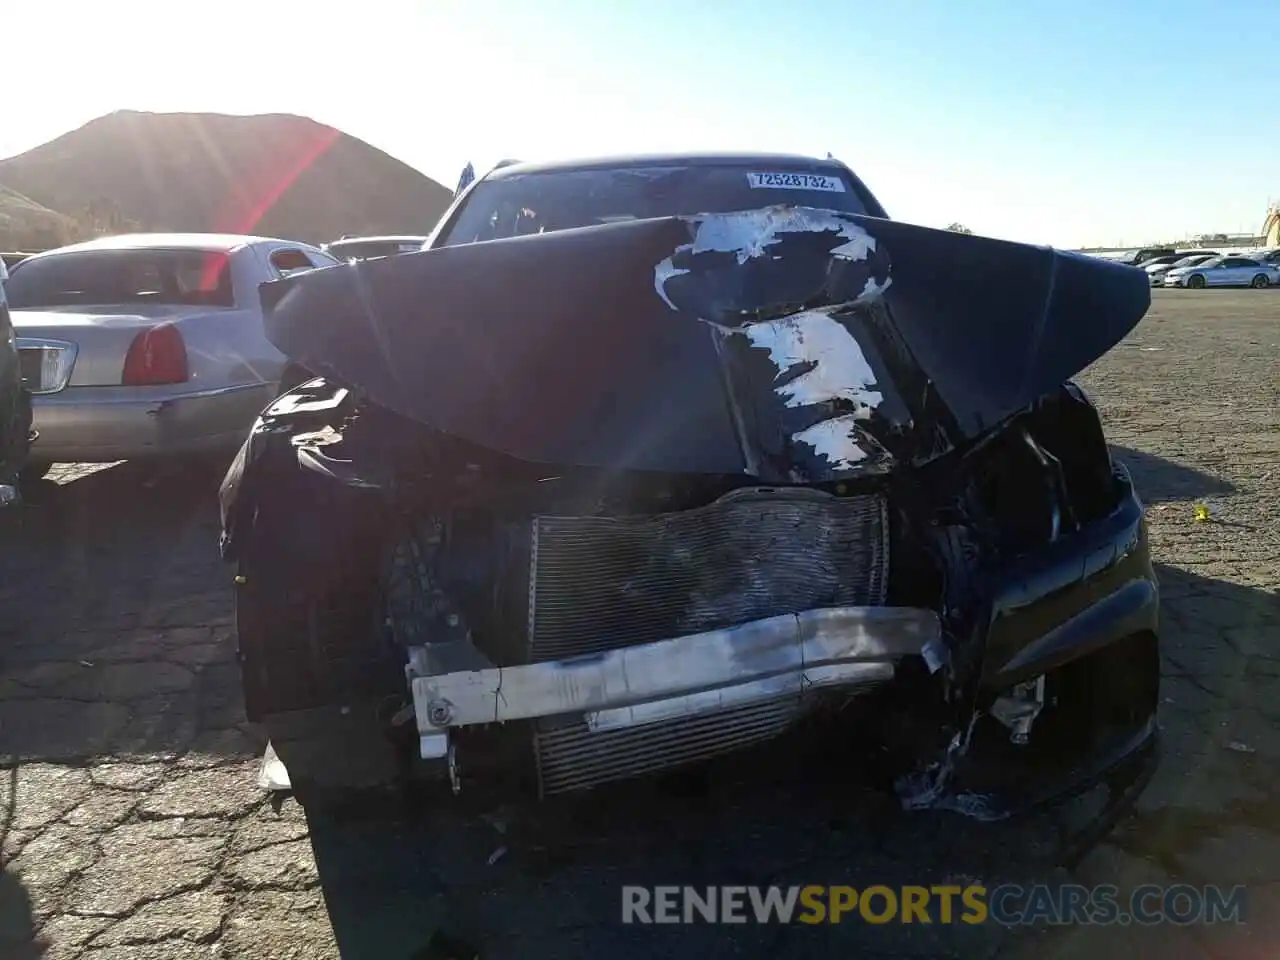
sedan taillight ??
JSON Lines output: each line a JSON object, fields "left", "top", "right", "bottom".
{"left": 122, "top": 324, "right": 188, "bottom": 386}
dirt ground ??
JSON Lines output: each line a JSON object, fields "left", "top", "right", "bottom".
{"left": 1, "top": 288, "right": 1278, "bottom": 959}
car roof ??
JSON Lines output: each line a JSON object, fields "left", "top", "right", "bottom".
{"left": 23, "top": 232, "right": 308, "bottom": 260}
{"left": 483, "top": 151, "right": 848, "bottom": 181}
{"left": 328, "top": 235, "right": 428, "bottom": 245}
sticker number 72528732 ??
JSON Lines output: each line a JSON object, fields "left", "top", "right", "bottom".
{"left": 746, "top": 172, "right": 846, "bottom": 192}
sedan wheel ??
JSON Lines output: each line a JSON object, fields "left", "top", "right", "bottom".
{"left": 276, "top": 364, "right": 315, "bottom": 399}
{"left": 1251, "top": 274, "right": 1270, "bottom": 289}
{"left": 1187, "top": 274, "right": 1206, "bottom": 289}
{"left": 19, "top": 460, "right": 52, "bottom": 485}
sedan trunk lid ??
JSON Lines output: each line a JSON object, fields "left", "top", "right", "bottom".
{"left": 11, "top": 304, "right": 225, "bottom": 388}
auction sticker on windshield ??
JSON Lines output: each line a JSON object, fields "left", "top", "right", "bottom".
{"left": 747, "top": 172, "right": 846, "bottom": 192}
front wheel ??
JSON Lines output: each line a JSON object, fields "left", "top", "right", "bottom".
{"left": 1186, "top": 274, "right": 1206, "bottom": 289}
{"left": 275, "top": 364, "right": 314, "bottom": 398}
{"left": 19, "top": 459, "right": 52, "bottom": 485}
{"left": 1251, "top": 274, "right": 1269, "bottom": 289}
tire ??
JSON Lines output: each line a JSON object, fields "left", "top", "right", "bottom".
{"left": 19, "top": 459, "right": 52, "bottom": 485}
{"left": 275, "top": 364, "right": 314, "bottom": 398}
{"left": 1186, "top": 274, "right": 1206, "bottom": 289}
{"left": 1251, "top": 274, "right": 1269, "bottom": 289}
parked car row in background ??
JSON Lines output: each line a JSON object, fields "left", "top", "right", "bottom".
{"left": 1106, "top": 246, "right": 1280, "bottom": 288}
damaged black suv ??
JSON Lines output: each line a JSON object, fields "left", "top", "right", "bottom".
{"left": 220, "top": 152, "right": 1159, "bottom": 818}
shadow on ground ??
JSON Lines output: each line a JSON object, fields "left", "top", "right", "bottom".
{"left": 991, "top": 563, "right": 1280, "bottom": 959}
{"left": 0, "top": 870, "right": 42, "bottom": 960}
{"left": 295, "top": 560, "right": 1275, "bottom": 960}
{"left": 1111, "top": 445, "right": 1236, "bottom": 504}
{"left": 1, "top": 766, "right": 42, "bottom": 959}
{"left": 296, "top": 430, "right": 1255, "bottom": 960}
{"left": 0, "top": 460, "right": 252, "bottom": 956}
{"left": 0, "top": 457, "right": 247, "bottom": 765}
{"left": 2, "top": 448, "right": 1274, "bottom": 959}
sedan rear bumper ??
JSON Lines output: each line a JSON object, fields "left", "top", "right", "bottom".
{"left": 29, "top": 381, "right": 275, "bottom": 462}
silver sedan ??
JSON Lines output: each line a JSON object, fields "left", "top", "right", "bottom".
{"left": 1163, "top": 255, "right": 1280, "bottom": 289}
{"left": 6, "top": 233, "right": 340, "bottom": 475}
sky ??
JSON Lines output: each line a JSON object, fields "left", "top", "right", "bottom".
{"left": 3, "top": 0, "right": 1276, "bottom": 248}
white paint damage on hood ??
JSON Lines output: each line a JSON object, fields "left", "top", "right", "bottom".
{"left": 739, "top": 308, "right": 885, "bottom": 469}
{"left": 740, "top": 309, "right": 883, "bottom": 413}
{"left": 790, "top": 414, "right": 875, "bottom": 467}
{"left": 653, "top": 206, "right": 892, "bottom": 472}
{"left": 653, "top": 205, "right": 889, "bottom": 310}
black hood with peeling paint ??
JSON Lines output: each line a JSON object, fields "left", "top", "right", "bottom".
{"left": 259, "top": 209, "right": 1150, "bottom": 483}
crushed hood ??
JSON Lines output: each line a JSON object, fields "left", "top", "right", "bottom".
{"left": 260, "top": 207, "right": 1149, "bottom": 483}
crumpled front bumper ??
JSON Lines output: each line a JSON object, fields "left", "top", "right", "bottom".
{"left": 409, "top": 606, "right": 941, "bottom": 759}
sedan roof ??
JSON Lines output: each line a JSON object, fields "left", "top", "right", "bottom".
{"left": 25, "top": 232, "right": 290, "bottom": 260}
{"left": 328, "top": 235, "right": 428, "bottom": 245}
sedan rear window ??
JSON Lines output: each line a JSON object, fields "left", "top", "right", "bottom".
{"left": 439, "top": 165, "right": 873, "bottom": 247}
{"left": 5, "top": 248, "right": 235, "bottom": 309}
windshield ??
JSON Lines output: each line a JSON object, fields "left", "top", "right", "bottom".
{"left": 1170, "top": 255, "right": 1208, "bottom": 268}
{"left": 6, "top": 248, "right": 235, "bottom": 309}
{"left": 1195, "top": 257, "right": 1224, "bottom": 269}
{"left": 438, "top": 165, "right": 872, "bottom": 246}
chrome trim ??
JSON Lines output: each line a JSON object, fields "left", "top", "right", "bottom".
{"left": 29, "top": 380, "right": 273, "bottom": 405}
{"left": 584, "top": 661, "right": 893, "bottom": 732}
{"left": 164, "top": 381, "right": 275, "bottom": 401}
{"left": 15, "top": 337, "right": 78, "bottom": 395}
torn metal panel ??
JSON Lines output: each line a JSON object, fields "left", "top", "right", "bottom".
{"left": 409, "top": 605, "right": 939, "bottom": 730}
{"left": 258, "top": 207, "right": 1149, "bottom": 481}
{"left": 258, "top": 741, "right": 292, "bottom": 791}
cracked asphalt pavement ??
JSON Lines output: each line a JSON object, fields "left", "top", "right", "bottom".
{"left": 2, "top": 289, "right": 1278, "bottom": 959}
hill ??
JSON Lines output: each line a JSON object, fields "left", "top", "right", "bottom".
{"left": 0, "top": 110, "right": 453, "bottom": 244}
{"left": 0, "top": 184, "right": 79, "bottom": 250}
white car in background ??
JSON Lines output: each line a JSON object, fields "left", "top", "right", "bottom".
{"left": 321, "top": 235, "right": 428, "bottom": 262}
{"left": 5, "top": 233, "right": 340, "bottom": 479}
{"left": 1163, "top": 255, "right": 1280, "bottom": 289}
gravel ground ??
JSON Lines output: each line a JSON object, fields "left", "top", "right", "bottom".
{"left": 1, "top": 288, "right": 1277, "bottom": 959}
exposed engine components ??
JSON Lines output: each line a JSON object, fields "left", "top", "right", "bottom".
{"left": 990, "top": 675, "right": 1047, "bottom": 745}
{"left": 385, "top": 518, "right": 472, "bottom": 648}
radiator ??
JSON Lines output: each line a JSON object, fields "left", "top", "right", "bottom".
{"left": 526, "top": 486, "right": 889, "bottom": 795}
